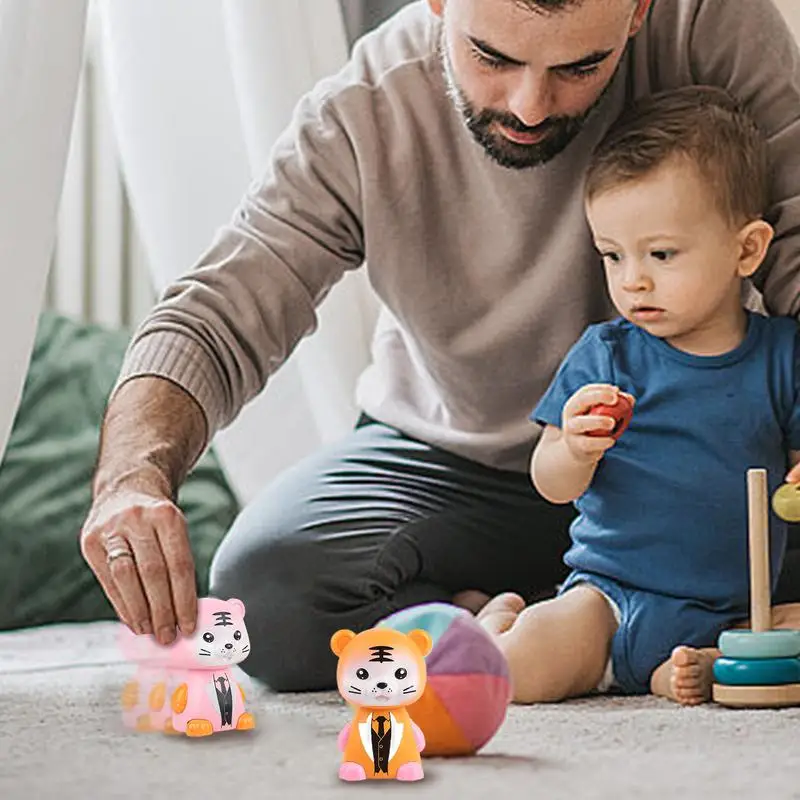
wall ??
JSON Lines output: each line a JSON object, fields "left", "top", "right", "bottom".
{"left": 774, "top": 0, "right": 800, "bottom": 39}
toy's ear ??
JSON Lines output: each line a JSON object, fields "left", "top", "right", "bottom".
{"left": 331, "top": 629, "right": 356, "bottom": 656}
{"left": 227, "top": 598, "right": 245, "bottom": 618}
{"left": 407, "top": 629, "right": 433, "bottom": 658}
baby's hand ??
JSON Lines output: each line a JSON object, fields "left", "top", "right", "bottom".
{"left": 786, "top": 460, "right": 800, "bottom": 484}
{"left": 561, "top": 384, "right": 634, "bottom": 463}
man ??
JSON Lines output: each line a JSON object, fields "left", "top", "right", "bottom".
{"left": 80, "top": 0, "right": 800, "bottom": 691}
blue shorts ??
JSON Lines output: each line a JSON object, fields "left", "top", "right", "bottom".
{"left": 558, "top": 570, "right": 746, "bottom": 695}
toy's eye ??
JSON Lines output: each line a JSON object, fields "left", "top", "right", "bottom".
{"left": 203, "top": 632, "right": 214, "bottom": 643}
{"left": 356, "top": 668, "right": 369, "bottom": 680}
{"left": 233, "top": 630, "right": 242, "bottom": 640}
{"left": 395, "top": 667, "right": 407, "bottom": 680}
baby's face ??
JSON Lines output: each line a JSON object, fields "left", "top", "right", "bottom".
{"left": 585, "top": 156, "right": 749, "bottom": 355}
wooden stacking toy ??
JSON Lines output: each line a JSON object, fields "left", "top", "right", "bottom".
{"left": 712, "top": 469, "right": 800, "bottom": 708}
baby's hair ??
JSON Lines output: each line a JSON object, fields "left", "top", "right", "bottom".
{"left": 585, "top": 85, "right": 769, "bottom": 226}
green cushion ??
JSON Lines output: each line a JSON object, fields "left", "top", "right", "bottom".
{"left": 0, "top": 311, "right": 240, "bottom": 629}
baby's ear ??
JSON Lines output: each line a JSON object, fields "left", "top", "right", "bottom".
{"left": 331, "top": 629, "right": 356, "bottom": 656}
{"left": 737, "top": 219, "right": 774, "bottom": 278}
{"left": 407, "top": 629, "right": 433, "bottom": 658}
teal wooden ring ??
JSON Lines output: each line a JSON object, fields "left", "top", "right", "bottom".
{"left": 718, "top": 629, "right": 800, "bottom": 659}
{"left": 713, "top": 656, "right": 800, "bottom": 686}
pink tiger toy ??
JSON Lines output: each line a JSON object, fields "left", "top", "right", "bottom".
{"left": 163, "top": 597, "right": 255, "bottom": 737}
{"left": 118, "top": 626, "right": 172, "bottom": 733}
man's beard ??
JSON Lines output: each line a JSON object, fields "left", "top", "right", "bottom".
{"left": 441, "top": 37, "right": 615, "bottom": 170}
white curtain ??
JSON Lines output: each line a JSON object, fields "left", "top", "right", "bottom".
{"left": 0, "top": 0, "right": 88, "bottom": 463}
{"left": 97, "top": 0, "right": 379, "bottom": 504}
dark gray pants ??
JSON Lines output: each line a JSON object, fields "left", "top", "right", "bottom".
{"left": 209, "top": 416, "right": 800, "bottom": 692}
{"left": 208, "top": 416, "right": 575, "bottom": 691}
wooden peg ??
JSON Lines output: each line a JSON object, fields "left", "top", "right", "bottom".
{"left": 747, "top": 468, "right": 771, "bottom": 633}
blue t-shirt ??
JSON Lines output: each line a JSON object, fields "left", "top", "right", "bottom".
{"left": 532, "top": 313, "right": 800, "bottom": 612}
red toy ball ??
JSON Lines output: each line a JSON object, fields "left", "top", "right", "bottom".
{"left": 586, "top": 394, "right": 634, "bottom": 439}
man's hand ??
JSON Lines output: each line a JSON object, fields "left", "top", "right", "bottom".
{"left": 561, "top": 383, "right": 635, "bottom": 464}
{"left": 80, "top": 486, "right": 197, "bottom": 644}
{"left": 81, "top": 376, "right": 208, "bottom": 643}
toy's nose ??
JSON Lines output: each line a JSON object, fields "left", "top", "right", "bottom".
{"left": 225, "top": 643, "right": 233, "bottom": 650}
{"left": 376, "top": 682, "right": 388, "bottom": 689}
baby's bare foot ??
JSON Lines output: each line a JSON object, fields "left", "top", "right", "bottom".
{"left": 670, "top": 646, "right": 718, "bottom": 705}
{"left": 476, "top": 592, "right": 526, "bottom": 635}
{"left": 652, "top": 645, "right": 717, "bottom": 706}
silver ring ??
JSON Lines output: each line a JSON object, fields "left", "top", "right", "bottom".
{"left": 104, "top": 533, "right": 133, "bottom": 566}
{"left": 106, "top": 548, "right": 133, "bottom": 566}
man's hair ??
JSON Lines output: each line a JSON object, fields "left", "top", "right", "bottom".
{"left": 585, "top": 85, "right": 769, "bottom": 225}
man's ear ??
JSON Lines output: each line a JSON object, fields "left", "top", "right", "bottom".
{"left": 628, "top": 0, "right": 653, "bottom": 37}
{"left": 737, "top": 219, "right": 774, "bottom": 278}
{"left": 428, "top": 0, "right": 444, "bottom": 18}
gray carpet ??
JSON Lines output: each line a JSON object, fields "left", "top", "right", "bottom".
{"left": 1, "top": 622, "right": 798, "bottom": 799}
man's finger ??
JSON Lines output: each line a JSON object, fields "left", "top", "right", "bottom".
{"left": 128, "top": 527, "right": 177, "bottom": 645}
{"left": 108, "top": 545, "right": 153, "bottom": 635}
{"left": 155, "top": 512, "right": 198, "bottom": 637}
{"left": 82, "top": 535, "right": 133, "bottom": 628}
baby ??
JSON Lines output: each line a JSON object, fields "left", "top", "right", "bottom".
{"left": 475, "top": 85, "right": 800, "bottom": 706}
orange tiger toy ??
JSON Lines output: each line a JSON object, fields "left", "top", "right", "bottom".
{"left": 331, "top": 626, "right": 433, "bottom": 782}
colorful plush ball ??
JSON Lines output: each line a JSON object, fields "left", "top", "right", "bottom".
{"left": 378, "top": 602, "right": 511, "bottom": 756}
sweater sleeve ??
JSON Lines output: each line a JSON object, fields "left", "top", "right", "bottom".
{"left": 687, "top": 0, "right": 800, "bottom": 318}
{"left": 113, "top": 88, "right": 365, "bottom": 440}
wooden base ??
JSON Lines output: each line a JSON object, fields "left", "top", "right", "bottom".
{"left": 712, "top": 682, "right": 800, "bottom": 708}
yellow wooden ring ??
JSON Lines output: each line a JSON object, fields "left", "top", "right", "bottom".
{"left": 713, "top": 682, "right": 800, "bottom": 708}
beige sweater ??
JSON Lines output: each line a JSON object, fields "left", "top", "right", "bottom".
{"left": 116, "top": 0, "right": 800, "bottom": 473}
